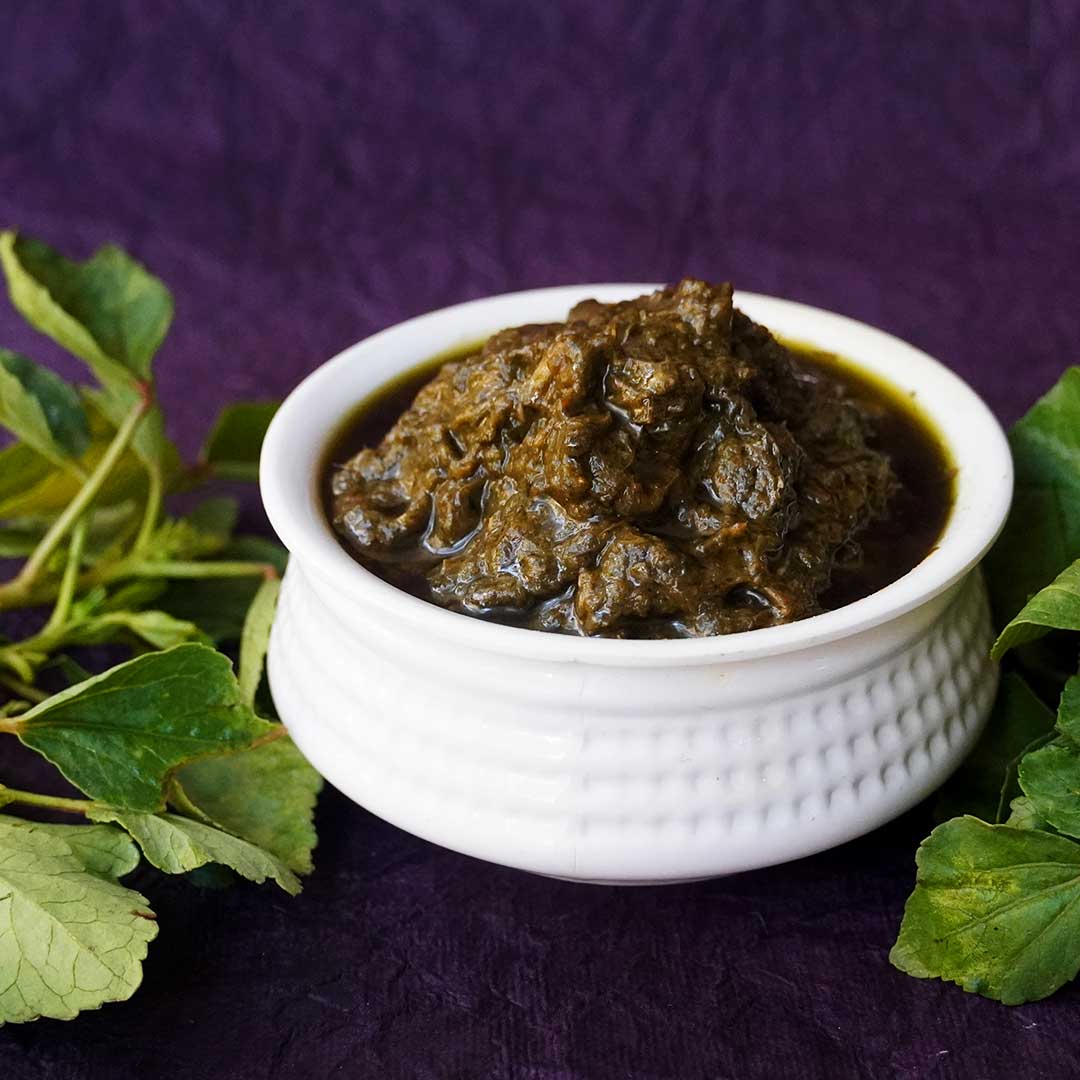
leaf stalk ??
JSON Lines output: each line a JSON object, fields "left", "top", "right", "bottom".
{"left": 0, "top": 398, "right": 148, "bottom": 608}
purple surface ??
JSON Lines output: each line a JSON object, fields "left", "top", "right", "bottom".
{"left": 1, "top": 2, "right": 1078, "bottom": 1077}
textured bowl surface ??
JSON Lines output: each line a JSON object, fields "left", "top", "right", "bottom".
{"left": 261, "top": 286, "right": 1013, "bottom": 883}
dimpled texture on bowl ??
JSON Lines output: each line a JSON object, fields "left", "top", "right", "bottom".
{"left": 269, "top": 569, "right": 995, "bottom": 883}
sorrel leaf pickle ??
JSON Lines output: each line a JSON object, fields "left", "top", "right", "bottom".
{"left": 13, "top": 645, "right": 271, "bottom": 811}
{"left": 0, "top": 818, "right": 157, "bottom": 1024}
{"left": 329, "top": 281, "right": 950, "bottom": 638}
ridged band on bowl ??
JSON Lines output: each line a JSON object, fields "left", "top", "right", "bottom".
{"left": 269, "top": 567, "right": 996, "bottom": 883}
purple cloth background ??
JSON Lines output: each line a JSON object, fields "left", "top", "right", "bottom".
{"left": 1, "top": 2, "right": 1078, "bottom": 1076}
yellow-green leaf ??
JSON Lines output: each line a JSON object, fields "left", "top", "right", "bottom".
{"left": 238, "top": 578, "right": 280, "bottom": 708}
{"left": 60, "top": 609, "right": 209, "bottom": 651}
{"left": 0, "top": 817, "right": 157, "bottom": 1024}
{"left": 87, "top": 808, "right": 300, "bottom": 895}
{"left": 890, "top": 817, "right": 1080, "bottom": 1004}
{"left": 0, "top": 403, "right": 148, "bottom": 521}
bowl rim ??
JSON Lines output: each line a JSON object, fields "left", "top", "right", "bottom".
{"left": 260, "top": 283, "right": 1013, "bottom": 665}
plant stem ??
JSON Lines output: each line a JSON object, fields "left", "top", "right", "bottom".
{"left": 0, "top": 646, "right": 37, "bottom": 683}
{"left": 115, "top": 559, "right": 278, "bottom": 580}
{"left": 41, "top": 517, "right": 87, "bottom": 638}
{"left": 0, "top": 399, "right": 148, "bottom": 607}
{"left": 0, "top": 673, "right": 47, "bottom": 704}
{"left": 133, "top": 462, "right": 163, "bottom": 554}
{"left": 248, "top": 724, "right": 288, "bottom": 750}
{"left": 0, "top": 783, "right": 99, "bottom": 816}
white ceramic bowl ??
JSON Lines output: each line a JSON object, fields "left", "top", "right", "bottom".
{"left": 261, "top": 286, "right": 1013, "bottom": 884}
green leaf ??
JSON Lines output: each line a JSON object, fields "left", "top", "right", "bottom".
{"left": 142, "top": 503, "right": 240, "bottom": 564}
{"left": 0, "top": 232, "right": 172, "bottom": 389}
{"left": 97, "top": 578, "right": 167, "bottom": 614}
{"left": 155, "top": 537, "right": 287, "bottom": 642}
{"left": 87, "top": 808, "right": 300, "bottom": 895}
{"left": 890, "top": 816, "right": 1080, "bottom": 1004}
{"left": 201, "top": 402, "right": 279, "bottom": 482}
{"left": 0, "top": 404, "right": 147, "bottom": 520}
{"left": 156, "top": 578, "right": 261, "bottom": 643}
{"left": 184, "top": 497, "right": 238, "bottom": 544}
{"left": 936, "top": 673, "right": 1056, "bottom": 823}
{"left": 14, "top": 644, "right": 270, "bottom": 811}
{"left": 239, "top": 578, "right": 280, "bottom": 708}
{"left": 224, "top": 534, "right": 288, "bottom": 574}
{"left": 0, "top": 231, "right": 177, "bottom": 472}
{"left": 984, "top": 368, "right": 1080, "bottom": 625}
{"left": 83, "top": 386, "right": 175, "bottom": 475}
{"left": 17, "top": 821, "right": 141, "bottom": 879}
{"left": 992, "top": 560, "right": 1080, "bottom": 660}
{"left": 0, "top": 817, "right": 157, "bottom": 1024}
{"left": 1057, "top": 675, "right": 1080, "bottom": 743}
{"left": 0, "top": 350, "right": 89, "bottom": 464}
{"left": 0, "top": 441, "right": 54, "bottom": 512}
{"left": 1019, "top": 740, "right": 1080, "bottom": 838}
{"left": 1004, "top": 796, "right": 1049, "bottom": 831}
{"left": 178, "top": 734, "right": 321, "bottom": 875}
{"left": 154, "top": 519, "right": 221, "bottom": 560}
{"left": 61, "top": 610, "right": 209, "bottom": 651}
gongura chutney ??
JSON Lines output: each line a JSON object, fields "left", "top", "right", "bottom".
{"left": 326, "top": 280, "right": 953, "bottom": 638}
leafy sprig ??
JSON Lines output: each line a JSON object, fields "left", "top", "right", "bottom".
{"left": 892, "top": 367, "right": 1080, "bottom": 1004}
{"left": 0, "top": 231, "right": 318, "bottom": 1025}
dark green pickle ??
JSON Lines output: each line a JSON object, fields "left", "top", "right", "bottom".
{"left": 325, "top": 281, "right": 952, "bottom": 638}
